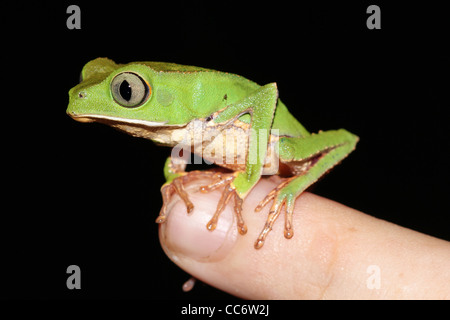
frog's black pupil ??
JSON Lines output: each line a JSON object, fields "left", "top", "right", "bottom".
{"left": 119, "top": 80, "right": 132, "bottom": 101}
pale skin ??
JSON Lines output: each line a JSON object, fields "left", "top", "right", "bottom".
{"left": 159, "top": 177, "right": 450, "bottom": 299}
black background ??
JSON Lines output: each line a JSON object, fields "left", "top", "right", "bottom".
{"left": 1, "top": 1, "right": 449, "bottom": 300}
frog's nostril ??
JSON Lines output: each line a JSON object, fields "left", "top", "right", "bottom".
{"left": 78, "top": 92, "right": 86, "bottom": 99}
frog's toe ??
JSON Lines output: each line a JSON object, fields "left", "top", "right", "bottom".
{"left": 156, "top": 178, "right": 192, "bottom": 224}
{"left": 254, "top": 194, "right": 286, "bottom": 249}
{"left": 255, "top": 178, "right": 291, "bottom": 212}
{"left": 199, "top": 172, "right": 235, "bottom": 193}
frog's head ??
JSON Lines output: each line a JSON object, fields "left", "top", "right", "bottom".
{"left": 67, "top": 58, "right": 194, "bottom": 135}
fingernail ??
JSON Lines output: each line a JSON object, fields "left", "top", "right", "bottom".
{"left": 159, "top": 191, "right": 237, "bottom": 262}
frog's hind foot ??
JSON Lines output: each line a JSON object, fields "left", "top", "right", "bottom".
{"left": 254, "top": 177, "right": 297, "bottom": 249}
{"left": 155, "top": 171, "right": 217, "bottom": 224}
{"left": 199, "top": 172, "right": 248, "bottom": 235}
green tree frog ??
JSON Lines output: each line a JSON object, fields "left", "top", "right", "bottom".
{"left": 67, "top": 58, "right": 358, "bottom": 249}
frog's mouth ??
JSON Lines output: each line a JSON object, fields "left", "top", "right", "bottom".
{"left": 68, "top": 112, "right": 170, "bottom": 127}
{"left": 68, "top": 111, "right": 189, "bottom": 145}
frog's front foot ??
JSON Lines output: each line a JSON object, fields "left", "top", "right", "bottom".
{"left": 199, "top": 172, "right": 248, "bottom": 236}
{"left": 155, "top": 171, "right": 217, "bottom": 224}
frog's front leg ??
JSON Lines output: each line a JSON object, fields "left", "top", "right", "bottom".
{"left": 156, "top": 156, "right": 216, "bottom": 223}
{"left": 199, "top": 83, "right": 279, "bottom": 235}
{"left": 254, "top": 129, "right": 359, "bottom": 248}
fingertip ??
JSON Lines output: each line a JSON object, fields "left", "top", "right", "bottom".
{"left": 158, "top": 181, "right": 238, "bottom": 263}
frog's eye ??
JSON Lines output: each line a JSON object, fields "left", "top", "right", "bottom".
{"left": 111, "top": 72, "right": 150, "bottom": 108}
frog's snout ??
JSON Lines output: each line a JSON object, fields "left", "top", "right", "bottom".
{"left": 66, "top": 107, "right": 94, "bottom": 123}
{"left": 67, "top": 88, "right": 94, "bottom": 122}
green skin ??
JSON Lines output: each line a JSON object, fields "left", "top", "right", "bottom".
{"left": 67, "top": 58, "right": 358, "bottom": 248}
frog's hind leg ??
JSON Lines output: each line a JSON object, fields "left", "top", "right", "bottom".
{"left": 254, "top": 130, "right": 358, "bottom": 249}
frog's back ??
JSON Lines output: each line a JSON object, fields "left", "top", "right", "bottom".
{"left": 140, "top": 61, "right": 213, "bottom": 73}
{"left": 140, "top": 61, "right": 309, "bottom": 137}
{"left": 139, "top": 61, "right": 260, "bottom": 114}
